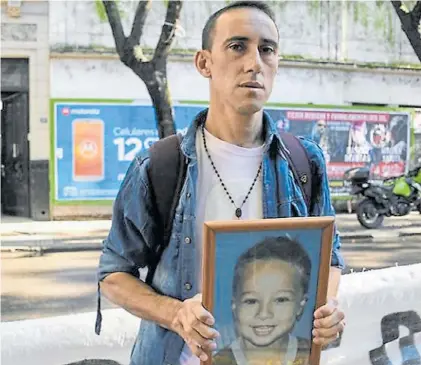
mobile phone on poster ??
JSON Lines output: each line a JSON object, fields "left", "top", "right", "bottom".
{"left": 72, "top": 119, "right": 104, "bottom": 182}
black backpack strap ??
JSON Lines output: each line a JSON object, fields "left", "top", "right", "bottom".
{"left": 145, "top": 133, "right": 187, "bottom": 284}
{"left": 279, "top": 132, "right": 313, "bottom": 213}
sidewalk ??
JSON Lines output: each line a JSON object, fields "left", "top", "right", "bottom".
{"left": 1, "top": 212, "right": 420, "bottom": 252}
{"left": 335, "top": 211, "right": 421, "bottom": 239}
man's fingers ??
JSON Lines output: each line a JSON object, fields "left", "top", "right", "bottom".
{"left": 193, "top": 320, "right": 220, "bottom": 340}
{"left": 185, "top": 305, "right": 219, "bottom": 338}
{"left": 192, "top": 303, "right": 215, "bottom": 326}
{"left": 314, "top": 298, "right": 339, "bottom": 319}
{"left": 178, "top": 295, "right": 220, "bottom": 361}
{"left": 185, "top": 339, "right": 209, "bottom": 361}
{"left": 314, "top": 309, "right": 345, "bottom": 328}
{"left": 313, "top": 321, "right": 345, "bottom": 339}
{"left": 183, "top": 323, "right": 217, "bottom": 361}
{"left": 188, "top": 305, "right": 219, "bottom": 339}
{"left": 313, "top": 333, "right": 338, "bottom": 346}
{"left": 314, "top": 304, "right": 335, "bottom": 319}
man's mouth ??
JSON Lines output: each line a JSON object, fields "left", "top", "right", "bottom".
{"left": 240, "top": 82, "right": 264, "bottom": 89}
{"left": 252, "top": 325, "right": 276, "bottom": 336}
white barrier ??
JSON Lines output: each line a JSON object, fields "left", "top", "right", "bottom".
{"left": 2, "top": 264, "right": 421, "bottom": 365}
{"left": 1, "top": 308, "right": 138, "bottom": 365}
{"left": 321, "top": 263, "right": 421, "bottom": 365}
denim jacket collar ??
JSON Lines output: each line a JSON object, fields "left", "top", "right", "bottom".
{"left": 179, "top": 108, "right": 287, "bottom": 161}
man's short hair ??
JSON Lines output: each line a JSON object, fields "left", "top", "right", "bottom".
{"left": 201, "top": 1, "right": 277, "bottom": 50}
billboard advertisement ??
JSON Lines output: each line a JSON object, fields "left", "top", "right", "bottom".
{"left": 413, "top": 110, "right": 421, "bottom": 167}
{"left": 266, "top": 108, "right": 411, "bottom": 196}
{"left": 52, "top": 101, "right": 411, "bottom": 201}
{"left": 53, "top": 102, "right": 204, "bottom": 201}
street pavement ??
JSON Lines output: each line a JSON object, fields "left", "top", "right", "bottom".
{"left": 2, "top": 212, "right": 421, "bottom": 252}
{"left": 1, "top": 212, "right": 421, "bottom": 322}
{"left": 2, "top": 235, "right": 421, "bottom": 322}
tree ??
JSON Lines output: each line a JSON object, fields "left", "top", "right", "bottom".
{"left": 102, "top": 0, "right": 183, "bottom": 138}
{"left": 391, "top": 1, "right": 421, "bottom": 61}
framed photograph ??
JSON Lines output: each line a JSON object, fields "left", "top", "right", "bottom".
{"left": 201, "top": 216, "right": 335, "bottom": 365}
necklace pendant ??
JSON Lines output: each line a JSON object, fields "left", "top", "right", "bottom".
{"left": 235, "top": 208, "right": 242, "bottom": 219}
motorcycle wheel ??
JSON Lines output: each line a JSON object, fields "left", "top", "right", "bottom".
{"left": 356, "top": 199, "right": 385, "bottom": 229}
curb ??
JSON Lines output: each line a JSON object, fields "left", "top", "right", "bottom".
{"left": 1, "top": 236, "right": 105, "bottom": 254}
{"left": 341, "top": 231, "right": 421, "bottom": 240}
{"left": 1, "top": 244, "right": 103, "bottom": 254}
{"left": 341, "top": 234, "right": 373, "bottom": 240}
{"left": 2, "top": 231, "right": 420, "bottom": 254}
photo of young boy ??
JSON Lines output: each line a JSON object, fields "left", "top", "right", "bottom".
{"left": 212, "top": 236, "right": 312, "bottom": 365}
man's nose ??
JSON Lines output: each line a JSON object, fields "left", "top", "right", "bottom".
{"left": 244, "top": 47, "right": 263, "bottom": 73}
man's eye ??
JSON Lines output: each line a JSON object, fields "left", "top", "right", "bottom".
{"left": 261, "top": 46, "right": 275, "bottom": 54}
{"left": 229, "top": 43, "right": 244, "bottom": 52}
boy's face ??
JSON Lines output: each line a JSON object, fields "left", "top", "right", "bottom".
{"left": 232, "top": 259, "right": 307, "bottom": 348}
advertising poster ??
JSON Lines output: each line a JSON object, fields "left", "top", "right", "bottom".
{"left": 53, "top": 102, "right": 200, "bottom": 201}
{"left": 413, "top": 110, "right": 421, "bottom": 167}
{"left": 266, "top": 108, "right": 411, "bottom": 196}
{"left": 53, "top": 102, "right": 411, "bottom": 201}
{"left": 414, "top": 110, "right": 421, "bottom": 134}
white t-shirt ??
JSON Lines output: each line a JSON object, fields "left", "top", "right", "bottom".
{"left": 179, "top": 127, "right": 264, "bottom": 365}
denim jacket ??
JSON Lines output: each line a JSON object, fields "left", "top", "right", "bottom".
{"left": 96, "top": 108, "right": 345, "bottom": 365}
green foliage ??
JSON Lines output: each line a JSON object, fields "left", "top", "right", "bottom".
{"left": 355, "top": 2, "right": 369, "bottom": 28}
{"left": 94, "top": 0, "right": 125, "bottom": 23}
{"left": 308, "top": 0, "right": 320, "bottom": 17}
{"left": 272, "top": 0, "right": 287, "bottom": 13}
{"left": 387, "top": 7, "right": 394, "bottom": 46}
{"left": 402, "top": 1, "right": 418, "bottom": 12}
{"left": 306, "top": 1, "right": 400, "bottom": 48}
{"left": 95, "top": 0, "right": 108, "bottom": 22}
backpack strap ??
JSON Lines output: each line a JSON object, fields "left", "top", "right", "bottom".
{"left": 279, "top": 132, "right": 314, "bottom": 213}
{"left": 145, "top": 133, "right": 187, "bottom": 284}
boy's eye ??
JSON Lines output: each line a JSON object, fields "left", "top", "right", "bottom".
{"left": 274, "top": 296, "right": 291, "bottom": 304}
{"left": 243, "top": 298, "right": 258, "bottom": 305}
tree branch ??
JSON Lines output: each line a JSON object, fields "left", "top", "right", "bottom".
{"left": 391, "top": 1, "right": 406, "bottom": 15}
{"left": 128, "top": 0, "right": 152, "bottom": 45}
{"left": 412, "top": 1, "right": 421, "bottom": 24}
{"left": 391, "top": 0, "right": 421, "bottom": 61}
{"left": 102, "top": 0, "right": 126, "bottom": 59}
{"left": 153, "top": 1, "right": 183, "bottom": 61}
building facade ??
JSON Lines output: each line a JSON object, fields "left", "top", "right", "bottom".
{"left": 2, "top": 1, "right": 421, "bottom": 219}
{"left": 1, "top": 0, "right": 50, "bottom": 219}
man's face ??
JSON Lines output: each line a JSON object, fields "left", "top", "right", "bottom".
{"left": 203, "top": 8, "right": 279, "bottom": 115}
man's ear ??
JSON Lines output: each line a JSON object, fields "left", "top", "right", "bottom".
{"left": 195, "top": 50, "right": 211, "bottom": 78}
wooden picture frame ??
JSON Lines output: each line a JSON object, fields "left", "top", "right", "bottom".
{"left": 201, "top": 216, "right": 335, "bottom": 365}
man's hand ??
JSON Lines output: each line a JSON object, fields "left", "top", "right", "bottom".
{"left": 171, "top": 293, "right": 220, "bottom": 361}
{"left": 312, "top": 298, "right": 345, "bottom": 347}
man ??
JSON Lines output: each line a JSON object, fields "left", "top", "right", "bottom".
{"left": 97, "top": 2, "right": 346, "bottom": 365}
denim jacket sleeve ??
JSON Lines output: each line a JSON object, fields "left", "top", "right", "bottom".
{"left": 95, "top": 155, "right": 158, "bottom": 336}
{"left": 97, "top": 154, "right": 157, "bottom": 282}
{"left": 298, "top": 137, "right": 346, "bottom": 270}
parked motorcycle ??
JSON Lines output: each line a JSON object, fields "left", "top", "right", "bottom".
{"left": 344, "top": 165, "right": 421, "bottom": 229}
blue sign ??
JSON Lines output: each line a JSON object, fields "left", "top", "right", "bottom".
{"left": 53, "top": 102, "right": 205, "bottom": 201}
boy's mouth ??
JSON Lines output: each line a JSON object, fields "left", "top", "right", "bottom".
{"left": 252, "top": 325, "right": 276, "bottom": 336}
